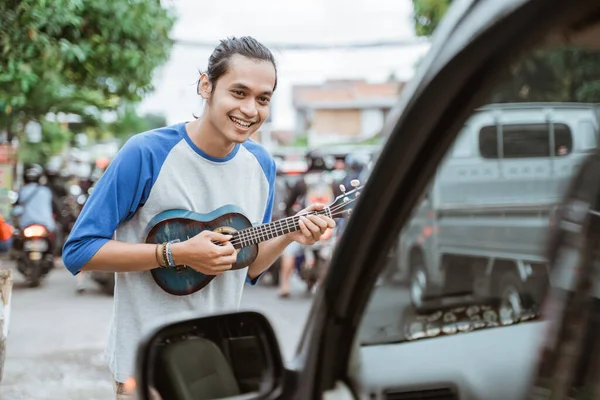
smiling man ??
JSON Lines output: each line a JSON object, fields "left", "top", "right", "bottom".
{"left": 61, "top": 36, "right": 335, "bottom": 399}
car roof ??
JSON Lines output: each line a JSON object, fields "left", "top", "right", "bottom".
{"left": 477, "top": 102, "right": 600, "bottom": 111}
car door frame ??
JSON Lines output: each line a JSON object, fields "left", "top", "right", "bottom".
{"left": 282, "top": 0, "right": 600, "bottom": 399}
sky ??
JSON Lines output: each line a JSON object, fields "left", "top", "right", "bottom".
{"left": 139, "top": 0, "right": 431, "bottom": 130}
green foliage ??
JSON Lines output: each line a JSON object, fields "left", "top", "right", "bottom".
{"left": 293, "top": 133, "right": 309, "bottom": 147}
{"left": 108, "top": 103, "right": 167, "bottom": 141}
{"left": 18, "top": 120, "right": 71, "bottom": 164}
{"left": 0, "top": 0, "right": 176, "bottom": 150}
{"left": 411, "top": 0, "right": 452, "bottom": 37}
{"left": 490, "top": 47, "right": 600, "bottom": 103}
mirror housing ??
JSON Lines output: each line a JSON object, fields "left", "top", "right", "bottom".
{"left": 135, "top": 311, "right": 286, "bottom": 400}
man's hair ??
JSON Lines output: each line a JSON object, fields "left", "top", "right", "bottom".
{"left": 198, "top": 36, "right": 278, "bottom": 94}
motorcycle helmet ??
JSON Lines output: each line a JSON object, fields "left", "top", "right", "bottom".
{"left": 24, "top": 163, "right": 43, "bottom": 184}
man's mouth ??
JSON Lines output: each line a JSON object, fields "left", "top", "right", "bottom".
{"left": 229, "top": 116, "right": 254, "bottom": 129}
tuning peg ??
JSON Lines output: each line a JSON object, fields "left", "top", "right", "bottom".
{"left": 339, "top": 184, "right": 346, "bottom": 194}
{"left": 343, "top": 197, "right": 350, "bottom": 203}
{"left": 355, "top": 191, "right": 360, "bottom": 197}
{"left": 348, "top": 209, "right": 353, "bottom": 216}
{"left": 350, "top": 179, "right": 360, "bottom": 188}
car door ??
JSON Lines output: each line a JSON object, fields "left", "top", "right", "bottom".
{"left": 287, "top": 1, "right": 600, "bottom": 400}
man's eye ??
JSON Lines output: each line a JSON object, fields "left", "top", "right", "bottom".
{"left": 259, "top": 97, "right": 271, "bottom": 103}
{"left": 232, "top": 90, "right": 244, "bottom": 96}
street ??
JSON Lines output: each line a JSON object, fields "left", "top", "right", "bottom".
{"left": 0, "top": 263, "right": 315, "bottom": 400}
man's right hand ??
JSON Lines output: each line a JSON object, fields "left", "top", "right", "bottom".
{"left": 171, "top": 230, "right": 237, "bottom": 275}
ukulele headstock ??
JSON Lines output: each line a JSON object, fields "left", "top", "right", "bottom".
{"left": 329, "top": 180, "right": 362, "bottom": 218}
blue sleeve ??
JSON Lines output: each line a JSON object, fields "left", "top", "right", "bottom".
{"left": 62, "top": 134, "right": 156, "bottom": 275}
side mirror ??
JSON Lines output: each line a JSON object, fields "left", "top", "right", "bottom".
{"left": 135, "top": 311, "right": 285, "bottom": 400}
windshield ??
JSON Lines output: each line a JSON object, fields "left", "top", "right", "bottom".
{"left": 356, "top": 38, "right": 600, "bottom": 346}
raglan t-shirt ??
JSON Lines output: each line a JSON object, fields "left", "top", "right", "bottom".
{"left": 62, "top": 122, "right": 276, "bottom": 382}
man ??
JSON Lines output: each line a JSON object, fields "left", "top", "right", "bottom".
{"left": 16, "top": 164, "right": 57, "bottom": 235}
{"left": 62, "top": 36, "right": 335, "bottom": 399}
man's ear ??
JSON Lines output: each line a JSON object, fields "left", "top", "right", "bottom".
{"left": 197, "top": 73, "right": 212, "bottom": 99}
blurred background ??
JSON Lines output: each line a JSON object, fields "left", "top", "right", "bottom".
{"left": 0, "top": 1, "right": 441, "bottom": 398}
{"left": 16, "top": 0, "right": 600, "bottom": 399}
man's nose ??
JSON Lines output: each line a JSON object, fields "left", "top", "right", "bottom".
{"left": 240, "top": 100, "right": 258, "bottom": 119}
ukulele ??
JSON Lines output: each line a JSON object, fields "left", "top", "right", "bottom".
{"left": 144, "top": 181, "right": 362, "bottom": 295}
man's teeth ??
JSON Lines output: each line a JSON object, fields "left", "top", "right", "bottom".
{"left": 230, "top": 117, "right": 251, "bottom": 128}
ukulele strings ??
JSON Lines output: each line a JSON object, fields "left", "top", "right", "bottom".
{"left": 228, "top": 197, "right": 359, "bottom": 247}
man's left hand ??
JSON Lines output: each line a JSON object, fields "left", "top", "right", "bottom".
{"left": 287, "top": 203, "right": 336, "bottom": 245}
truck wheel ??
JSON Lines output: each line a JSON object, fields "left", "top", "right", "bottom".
{"left": 410, "top": 254, "right": 428, "bottom": 310}
{"left": 497, "top": 271, "right": 526, "bottom": 322}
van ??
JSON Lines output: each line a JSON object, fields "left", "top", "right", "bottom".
{"left": 395, "top": 102, "right": 600, "bottom": 314}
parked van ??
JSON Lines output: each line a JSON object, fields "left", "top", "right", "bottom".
{"left": 395, "top": 102, "right": 600, "bottom": 315}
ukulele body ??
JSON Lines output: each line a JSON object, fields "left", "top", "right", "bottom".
{"left": 144, "top": 205, "right": 258, "bottom": 296}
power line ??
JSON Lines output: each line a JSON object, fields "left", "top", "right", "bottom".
{"left": 172, "top": 38, "right": 429, "bottom": 51}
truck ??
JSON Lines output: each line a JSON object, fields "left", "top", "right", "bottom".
{"left": 394, "top": 102, "right": 600, "bottom": 316}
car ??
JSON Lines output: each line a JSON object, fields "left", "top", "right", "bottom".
{"left": 133, "top": 1, "right": 600, "bottom": 399}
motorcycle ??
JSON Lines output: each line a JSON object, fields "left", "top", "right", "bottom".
{"left": 11, "top": 222, "right": 54, "bottom": 287}
{"left": 298, "top": 228, "right": 335, "bottom": 293}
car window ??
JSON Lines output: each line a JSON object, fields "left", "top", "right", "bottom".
{"left": 479, "top": 123, "right": 573, "bottom": 159}
{"left": 357, "top": 39, "right": 600, "bottom": 349}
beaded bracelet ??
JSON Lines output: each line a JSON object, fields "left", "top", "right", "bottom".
{"left": 166, "top": 239, "right": 181, "bottom": 268}
{"left": 161, "top": 242, "right": 169, "bottom": 267}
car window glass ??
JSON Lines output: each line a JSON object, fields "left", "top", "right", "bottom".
{"left": 356, "top": 38, "right": 600, "bottom": 371}
{"left": 502, "top": 123, "right": 551, "bottom": 158}
{"left": 479, "top": 125, "right": 499, "bottom": 158}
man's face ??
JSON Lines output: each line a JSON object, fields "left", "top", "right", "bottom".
{"left": 201, "top": 54, "right": 276, "bottom": 144}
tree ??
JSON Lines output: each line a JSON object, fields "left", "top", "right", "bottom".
{"left": 108, "top": 103, "right": 167, "bottom": 141}
{"left": 17, "top": 120, "right": 71, "bottom": 164}
{"left": 411, "top": 0, "right": 600, "bottom": 103}
{"left": 0, "top": 0, "right": 176, "bottom": 144}
{"left": 411, "top": 0, "right": 452, "bottom": 37}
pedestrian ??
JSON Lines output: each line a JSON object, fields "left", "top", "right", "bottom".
{"left": 62, "top": 36, "right": 335, "bottom": 400}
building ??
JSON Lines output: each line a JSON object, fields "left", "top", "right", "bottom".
{"left": 292, "top": 78, "right": 405, "bottom": 147}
